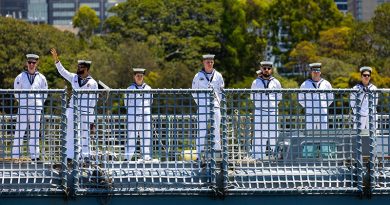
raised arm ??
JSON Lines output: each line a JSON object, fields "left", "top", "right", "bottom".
{"left": 50, "top": 48, "right": 74, "bottom": 82}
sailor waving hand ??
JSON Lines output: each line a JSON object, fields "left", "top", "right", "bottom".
{"left": 51, "top": 48, "right": 98, "bottom": 162}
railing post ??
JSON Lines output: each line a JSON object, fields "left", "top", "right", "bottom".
{"left": 209, "top": 89, "right": 216, "bottom": 185}
{"left": 355, "top": 90, "right": 364, "bottom": 195}
{"left": 220, "top": 89, "right": 228, "bottom": 196}
{"left": 60, "top": 89, "right": 68, "bottom": 195}
{"left": 368, "top": 90, "right": 376, "bottom": 197}
{"left": 72, "top": 89, "right": 80, "bottom": 196}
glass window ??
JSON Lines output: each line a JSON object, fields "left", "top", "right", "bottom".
{"left": 53, "top": 20, "right": 72, "bottom": 25}
{"left": 53, "top": 3, "right": 75, "bottom": 9}
{"left": 337, "top": 4, "right": 348, "bottom": 10}
{"left": 53, "top": 11, "right": 75, "bottom": 17}
{"left": 80, "top": 3, "right": 100, "bottom": 9}
{"left": 28, "top": 0, "right": 48, "bottom": 22}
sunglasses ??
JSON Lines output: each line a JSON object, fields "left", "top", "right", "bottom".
{"left": 362, "top": 74, "right": 371, "bottom": 77}
{"left": 27, "top": 61, "right": 37, "bottom": 65}
{"left": 311, "top": 68, "right": 321, "bottom": 72}
{"left": 262, "top": 67, "right": 272, "bottom": 70}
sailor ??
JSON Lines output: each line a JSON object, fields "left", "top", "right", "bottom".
{"left": 13, "top": 54, "right": 48, "bottom": 160}
{"left": 350, "top": 66, "right": 378, "bottom": 129}
{"left": 251, "top": 61, "right": 282, "bottom": 159}
{"left": 50, "top": 48, "right": 98, "bottom": 162}
{"left": 192, "top": 54, "right": 224, "bottom": 157}
{"left": 124, "top": 68, "right": 153, "bottom": 161}
{"left": 298, "top": 63, "right": 333, "bottom": 130}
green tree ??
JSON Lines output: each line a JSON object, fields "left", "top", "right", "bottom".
{"left": 287, "top": 41, "right": 319, "bottom": 73}
{"left": 268, "top": 0, "right": 344, "bottom": 64}
{"left": 318, "top": 26, "right": 351, "bottom": 59}
{"left": 0, "top": 17, "right": 81, "bottom": 89}
{"left": 371, "top": 3, "right": 390, "bottom": 61}
{"left": 220, "top": 0, "right": 269, "bottom": 85}
{"left": 73, "top": 5, "right": 100, "bottom": 41}
{"left": 104, "top": 0, "right": 223, "bottom": 86}
{"left": 318, "top": 57, "right": 354, "bottom": 86}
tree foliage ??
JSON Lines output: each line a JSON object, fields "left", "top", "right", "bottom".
{"left": 318, "top": 27, "right": 351, "bottom": 59}
{"left": 268, "top": 0, "right": 344, "bottom": 63}
{"left": 73, "top": 5, "right": 100, "bottom": 41}
{"left": 220, "top": 0, "right": 269, "bottom": 85}
{"left": 0, "top": 17, "right": 82, "bottom": 89}
{"left": 1, "top": 1, "right": 390, "bottom": 90}
{"left": 287, "top": 41, "right": 319, "bottom": 73}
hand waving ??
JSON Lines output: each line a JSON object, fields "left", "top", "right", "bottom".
{"left": 50, "top": 48, "right": 59, "bottom": 63}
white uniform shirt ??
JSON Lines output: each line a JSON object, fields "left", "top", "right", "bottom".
{"left": 350, "top": 83, "right": 378, "bottom": 116}
{"left": 299, "top": 78, "right": 333, "bottom": 114}
{"left": 55, "top": 62, "right": 98, "bottom": 113}
{"left": 124, "top": 83, "right": 152, "bottom": 116}
{"left": 251, "top": 76, "right": 282, "bottom": 112}
{"left": 192, "top": 69, "right": 224, "bottom": 108}
{"left": 14, "top": 71, "right": 48, "bottom": 109}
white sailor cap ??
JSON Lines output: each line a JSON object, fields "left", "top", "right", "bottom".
{"left": 26, "top": 54, "right": 39, "bottom": 60}
{"left": 260, "top": 61, "right": 273, "bottom": 67}
{"left": 77, "top": 60, "right": 92, "bottom": 65}
{"left": 133, "top": 68, "right": 146, "bottom": 74}
{"left": 359, "top": 66, "right": 372, "bottom": 73}
{"left": 309, "top": 63, "right": 322, "bottom": 68}
{"left": 309, "top": 63, "right": 321, "bottom": 71}
{"left": 202, "top": 54, "right": 215, "bottom": 60}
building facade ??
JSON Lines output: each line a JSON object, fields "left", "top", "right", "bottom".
{"left": 0, "top": 0, "right": 124, "bottom": 27}
{"left": 349, "top": 0, "right": 390, "bottom": 21}
{"left": 0, "top": 0, "right": 28, "bottom": 19}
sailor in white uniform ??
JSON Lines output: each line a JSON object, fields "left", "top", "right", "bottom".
{"left": 50, "top": 48, "right": 98, "bottom": 161}
{"left": 124, "top": 68, "right": 153, "bottom": 161}
{"left": 13, "top": 54, "right": 48, "bottom": 160}
{"left": 192, "top": 54, "right": 224, "bottom": 157}
{"left": 298, "top": 63, "right": 333, "bottom": 130}
{"left": 251, "top": 61, "right": 282, "bottom": 159}
{"left": 350, "top": 66, "right": 378, "bottom": 129}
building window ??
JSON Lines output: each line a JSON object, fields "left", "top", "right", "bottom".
{"left": 53, "top": 11, "right": 75, "bottom": 17}
{"left": 53, "top": 3, "right": 75, "bottom": 9}
{"left": 337, "top": 4, "right": 348, "bottom": 10}
{"left": 80, "top": 3, "right": 100, "bottom": 9}
{"left": 53, "top": 20, "right": 72, "bottom": 25}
